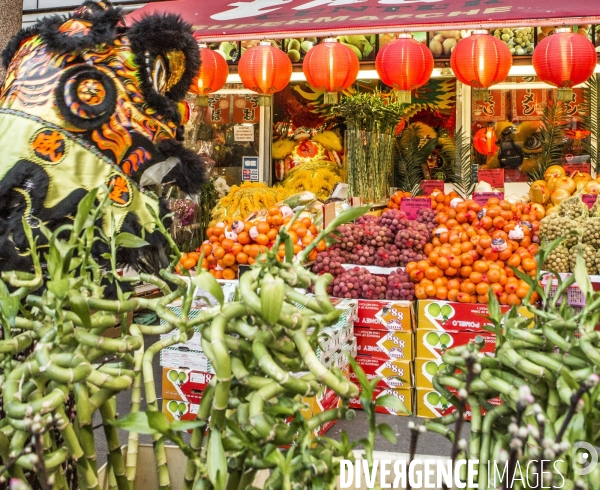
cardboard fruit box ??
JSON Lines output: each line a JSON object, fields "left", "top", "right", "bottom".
{"left": 354, "top": 327, "right": 413, "bottom": 360}
{"left": 415, "top": 387, "right": 501, "bottom": 419}
{"left": 350, "top": 355, "right": 412, "bottom": 389}
{"left": 349, "top": 386, "right": 413, "bottom": 416}
{"left": 162, "top": 399, "right": 204, "bottom": 433}
{"left": 415, "top": 329, "right": 496, "bottom": 360}
{"left": 161, "top": 367, "right": 212, "bottom": 404}
{"left": 414, "top": 357, "right": 446, "bottom": 389}
{"left": 353, "top": 299, "right": 414, "bottom": 331}
{"left": 416, "top": 300, "right": 532, "bottom": 331}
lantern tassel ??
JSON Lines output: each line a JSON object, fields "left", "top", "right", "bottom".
{"left": 258, "top": 95, "right": 273, "bottom": 107}
{"left": 393, "top": 89, "right": 412, "bottom": 104}
{"left": 474, "top": 89, "right": 490, "bottom": 102}
{"left": 323, "top": 92, "right": 339, "bottom": 105}
{"left": 556, "top": 88, "right": 573, "bottom": 102}
{"left": 196, "top": 95, "right": 209, "bottom": 107}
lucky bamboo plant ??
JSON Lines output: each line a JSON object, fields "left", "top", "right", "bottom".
{"left": 0, "top": 187, "right": 406, "bottom": 490}
{"left": 425, "top": 239, "right": 600, "bottom": 489}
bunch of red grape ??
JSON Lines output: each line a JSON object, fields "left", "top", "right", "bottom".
{"left": 416, "top": 208, "right": 438, "bottom": 234}
{"left": 394, "top": 221, "right": 430, "bottom": 252}
{"left": 355, "top": 214, "right": 379, "bottom": 226}
{"left": 312, "top": 248, "right": 347, "bottom": 276}
{"left": 386, "top": 268, "right": 415, "bottom": 301}
{"left": 363, "top": 223, "right": 395, "bottom": 247}
{"left": 336, "top": 224, "right": 364, "bottom": 251}
{"left": 375, "top": 244, "right": 400, "bottom": 268}
{"left": 348, "top": 244, "right": 376, "bottom": 265}
{"left": 398, "top": 247, "right": 427, "bottom": 267}
{"left": 330, "top": 267, "right": 387, "bottom": 299}
{"left": 379, "top": 209, "right": 408, "bottom": 234}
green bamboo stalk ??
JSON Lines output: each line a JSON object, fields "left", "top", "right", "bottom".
{"left": 74, "top": 383, "right": 98, "bottom": 475}
{"left": 74, "top": 329, "right": 142, "bottom": 353}
{"left": 99, "top": 400, "right": 128, "bottom": 490}
{"left": 183, "top": 383, "right": 214, "bottom": 490}
{"left": 126, "top": 324, "right": 144, "bottom": 489}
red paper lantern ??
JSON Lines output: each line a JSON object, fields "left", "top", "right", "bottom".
{"left": 375, "top": 33, "right": 434, "bottom": 104}
{"left": 191, "top": 44, "right": 229, "bottom": 106}
{"left": 473, "top": 125, "right": 498, "bottom": 156}
{"left": 302, "top": 38, "right": 359, "bottom": 104}
{"left": 239, "top": 41, "right": 292, "bottom": 105}
{"left": 450, "top": 30, "right": 512, "bottom": 102}
{"left": 533, "top": 27, "right": 597, "bottom": 101}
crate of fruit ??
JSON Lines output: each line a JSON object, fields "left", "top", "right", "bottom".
{"left": 540, "top": 272, "right": 600, "bottom": 306}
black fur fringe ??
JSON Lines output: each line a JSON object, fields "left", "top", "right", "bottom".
{"left": 155, "top": 139, "right": 209, "bottom": 195}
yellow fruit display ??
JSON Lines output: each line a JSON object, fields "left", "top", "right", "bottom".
{"left": 279, "top": 160, "right": 342, "bottom": 201}
{"left": 212, "top": 182, "right": 290, "bottom": 223}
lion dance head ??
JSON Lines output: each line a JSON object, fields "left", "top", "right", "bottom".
{"left": 0, "top": 1, "right": 207, "bottom": 273}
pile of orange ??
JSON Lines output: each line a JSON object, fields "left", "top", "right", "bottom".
{"left": 177, "top": 206, "right": 325, "bottom": 279}
{"left": 406, "top": 197, "right": 542, "bottom": 305}
{"left": 385, "top": 190, "right": 413, "bottom": 211}
{"left": 385, "top": 189, "right": 463, "bottom": 214}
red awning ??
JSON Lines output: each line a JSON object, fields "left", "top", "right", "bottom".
{"left": 126, "top": 0, "right": 600, "bottom": 42}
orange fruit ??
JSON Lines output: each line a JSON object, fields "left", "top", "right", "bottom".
{"left": 435, "top": 287, "right": 448, "bottom": 300}
{"left": 317, "top": 240, "right": 326, "bottom": 252}
{"left": 469, "top": 271, "right": 483, "bottom": 284}
{"left": 213, "top": 246, "right": 225, "bottom": 260}
{"left": 255, "top": 234, "right": 269, "bottom": 246}
{"left": 461, "top": 281, "right": 476, "bottom": 295}
{"left": 415, "top": 286, "right": 427, "bottom": 300}
{"left": 267, "top": 228, "right": 278, "bottom": 241}
{"left": 294, "top": 224, "right": 307, "bottom": 238}
{"left": 222, "top": 253, "right": 236, "bottom": 267}
{"left": 302, "top": 235, "right": 314, "bottom": 246}
{"left": 222, "top": 268, "right": 236, "bottom": 280}
{"left": 425, "top": 284, "right": 437, "bottom": 298}
{"left": 231, "top": 243, "right": 243, "bottom": 255}
{"left": 213, "top": 227, "right": 224, "bottom": 237}
{"left": 476, "top": 282, "right": 489, "bottom": 295}
{"left": 507, "top": 293, "right": 521, "bottom": 306}
{"left": 237, "top": 232, "right": 250, "bottom": 245}
{"left": 506, "top": 254, "right": 521, "bottom": 268}
{"left": 248, "top": 245, "right": 260, "bottom": 258}
{"left": 436, "top": 256, "right": 450, "bottom": 270}
{"left": 268, "top": 206, "right": 281, "bottom": 216}
{"left": 256, "top": 222, "right": 270, "bottom": 234}
{"left": 522, "top": 258, "right": 536, "bottom": 272}
{"left": 473, "top": 260, "right": 489, "bottom": 273}
{"left": 425, "top": 267, "right": 439, "bottom": 281}
{"left": 201, "top": 243, "right": 213, "bottom": 257}
{"left": 447, "top": 288, "right": 459, "bottom": 302}
{"left": 487, "top": 268, "right": 501, "bottom": 284}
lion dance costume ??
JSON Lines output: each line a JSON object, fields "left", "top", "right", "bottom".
{"left": 0, "top": 1, "right": 207, "bottom": 272}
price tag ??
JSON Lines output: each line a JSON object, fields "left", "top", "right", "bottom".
{"left": 478, "top": 169, "right": 504, "bottom": 189}
{"left": 400, "top": 198, "right": 432, "bottom": 220}
{"left": 472, "top": 192, "right": 504, "bottom": 206}
{"left": 563, "top": 163, "right": 591, "bottom": 177}
{"left": 421, "top": 180, "right": 445, "bottom": 196}
{"left": 582, "top": 194, "right": 598, "bottom": 209}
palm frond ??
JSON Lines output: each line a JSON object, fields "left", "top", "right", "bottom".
{"left": 527, "top": 100, "right": 568, "bottom": 181}
{"left": 395, "top": 125, "right": 437, "bottom": 194}
{"left": 450, "top": 127, "right": 477, "bottom": 199}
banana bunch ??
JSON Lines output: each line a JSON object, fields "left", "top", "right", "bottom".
{"left": 337, "top": 34, "right": 376, "bottom": 60}
{"left": 212, "top": 182, "right": 290, "bottom": 223}
{"left": 283, "top": 37, "right": 317, "bottom": 62}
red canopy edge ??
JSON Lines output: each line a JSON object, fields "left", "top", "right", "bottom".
{"left": 126, "top": 0, "right": 600, "bottom": 42}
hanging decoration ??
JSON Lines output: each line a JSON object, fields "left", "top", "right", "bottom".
{"left": 238, "top": 41, "right": 292, "bottom": 106}
{"left": 450, "top": 29, "right": 512, "bottom": 102}
{"left": 375, "top": 33, "right": 434, "bottom": 104}
{"left": 532, "top": 27, "right": 597, "bottom": 101}
{"left": 191, "top": 44, "right": 229, "bottom": 106}
{"left": 473, "top": 124, "right": 499, "bottom": 156}
{"left": 302, "top": 38, "right": 359, "bottom": 105}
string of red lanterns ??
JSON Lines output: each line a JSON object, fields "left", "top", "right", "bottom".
{"left": 375, "top": 33, "right": 434, "bottom": 104}
{"left": 238, "top": 41, "right": 292, "bottom": 106}
{"left": 190, "top": 44, "right": 230, "bottom": 106}
{"left": 532, "top": 27, "right": 597, "bottom": 101}
{"left": 302, "top": 38, "right": 359, "bottom": 105}
{"left": 450, "top": 29, "right": 513, "bottom": 102}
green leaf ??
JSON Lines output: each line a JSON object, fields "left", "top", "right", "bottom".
{"left": 347, "top": 356, "right": 370, "bottom": 394}
{"left": 115, "top": 233, "right": 149, "bottom": 249}
{"left": 377, "top": 423, "right": 397, "bottom": 444}
{"left": 70, "top": 296, "right": 92, "bottom": 328}
{"left": 47, "top": 279, "right": 69, "bottom": 299}
{"left": 109, "top": 412, "right": 157, "bottom": 435}
{"left": 170, "top": 420, "right": 206, "bottom": 432}
{"left": 207, "top": 430, "right": 227, "bottom": 490}
{"left": 1, "top": 296, "right": 20, "bottom": 325}
{"left": 73, "top": 189, "right": 98, "bottom": 235}
{"left": 147, "top": 411, "right": 171, "bottom": 434}
{"left": 376, "top": 394, "right": 410, "bottom": 414}
{"left": 193, "top": 271, "right": 224, "bottom": 306}
{"left": 0, "top": 281, "right": 9, "bottom": 299}
{"left": 327, "top": 206, "right": 371, "bottom": 231}
{"left": 573, "top": 253, "right": 593, "bottom": 298}
{"left": 561, "top": 371, "right": 579, "bottom": 391}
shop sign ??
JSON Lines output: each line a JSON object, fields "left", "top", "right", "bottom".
{"left": 477, "top": 169, "right": 504, "bottom": 189}
{"left": 563, "top": 162, "right": 591, "bottom": 176}
{"left": 473, "top": 90, "right": 506, "bottom": 122}
{"left": 400, "top": 198, "right": 431, "bottom": 220}
{"left": 510, "top": 88, "right": 547, "bottom": 121}
{"left": 204, "top": 94, "right": 230, "bottom": 124}
{"left": 582, "top": 194, "right": 598, "bottom": 209}
{"left": 421, "top": 180, "right": 444, "bottom": 196}
{"left": 232, "top": 94, "right": 260, "bottom": 124}
{"left": 233, "top": 125, "right": 254, "bottom": 141}
{"left": 472, "top": 192, "right": 504, "bottom": 206}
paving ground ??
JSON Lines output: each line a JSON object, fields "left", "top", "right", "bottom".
{"left": 92, "top": 335, "right": 458, "bottom": 469}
